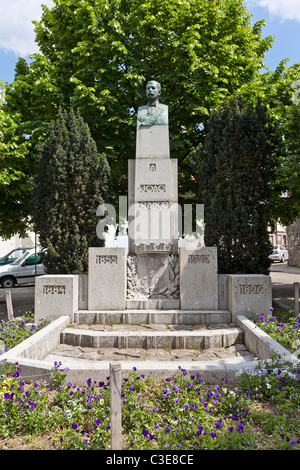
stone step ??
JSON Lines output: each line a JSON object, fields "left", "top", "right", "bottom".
{"left": 125, "top": 299, "right": 180, "bottom": 310}
{"left": 60, "top": 326, "right": 243, "bottom": 350}
{"left": 50, "top": 343, "right": 253, "bottom": 364}
{"left": 74, "top": 309, "right": 232, "bottom": 326}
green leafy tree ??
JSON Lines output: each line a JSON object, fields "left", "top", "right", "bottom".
{"left": 194, "top": 97, "right": 281, "bottom": 274}
{"left": 280, "top": 102, "right": 300, "bottom": 222}
{"left": 0, "top": 109, "right": 29, "bottom": 238}
{"left": 6, "top": 0, "right": 274, "bottom": 197}
{"left": 31, "top": 109, "right": 111, "bottom": 274}
{"left": 254, "top": 64, "right": 300, "bottom": 226}
{"left": 4, "top": 0, "right": 300, "bottom": 237}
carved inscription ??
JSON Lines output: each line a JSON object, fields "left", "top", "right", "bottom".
{"left": 43, "top": 285, "right": 66, "bottom": 295}
{"left": 134, "top": 242, "right": 173, "bottom": 253}
{"left": 188, "top": 254, "right": 210, "bottom": 264}
{"left": 137, "top": 184, "right": 166, "bottom": 193}
{"left": 96, "top": 255, "right": 118, "bottom": 264}
{"left": 137, "top": 201, "right": 170, "bottom": 210}
{"left": 150, "top": 163, "right": 156, "bottom": 171}
{"left": 239, "top": 284, "right": 264, "bottom": 295}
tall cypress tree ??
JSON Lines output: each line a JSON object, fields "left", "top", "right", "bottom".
{"left": 195, "top": 97, "right": 281, "bottom": 274}
{"left": 31, "top": 109, "right": 111, "bottom": 274}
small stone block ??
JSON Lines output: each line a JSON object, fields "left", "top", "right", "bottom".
{"left": 228, "top": 274, "right": 272, "bottom": 321}
{"left": 88, "top": 247, "right": 127, "bottom": 310}
{"left": 35, "top": 275, "right": 79, "bottom": 322}
{"left": 180, "top": 247, "right": 218, "bottom": 310}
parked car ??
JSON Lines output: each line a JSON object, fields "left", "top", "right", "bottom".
{"left": 0, "top": 251, "right": 45, "bottom": 288}
{"left": 0, "top": 247, "right": 35, "bottom": 266}
{"left": 269, "top": 244, "right": 289, "bottom": 263}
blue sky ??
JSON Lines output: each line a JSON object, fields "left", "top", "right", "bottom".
{"left": 0, "top": 0, "right": 299, "bottom": 85}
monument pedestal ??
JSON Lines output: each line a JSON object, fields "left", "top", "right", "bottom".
{"left": 136, "top": 125, "right": 170, "bottom": 159}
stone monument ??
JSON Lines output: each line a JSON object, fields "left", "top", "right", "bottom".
{"left": 127, "top": 80, "right": 180, "bottom": 306}
{"left": 35, "top": 80, "right": 272, "bottom": 322}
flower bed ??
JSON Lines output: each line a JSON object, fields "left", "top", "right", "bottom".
{"left": 254, "top": 309, "right": 300, "bottom": 354}
{"left": 0, "top": 312, "right": 300, "bottom": 450}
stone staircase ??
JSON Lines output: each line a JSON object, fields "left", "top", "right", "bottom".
{"left": 49, "top": 309, "right": 255, "bottom": 365}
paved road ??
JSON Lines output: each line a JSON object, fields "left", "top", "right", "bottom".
{"left": 270, "top": 262, "right": 300, "bottom": 313}
{"left": 0, "top": 263, "right": 299, "bottom": 321}
{"left": 0, "top": 285, "right": 34, "bottom": 321}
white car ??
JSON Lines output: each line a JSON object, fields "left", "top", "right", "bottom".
{"left": 269, "top": 244, "right": 289, "bottom": 263}
{"left": 0, "top": 251, "right": 45, "bottom": 288}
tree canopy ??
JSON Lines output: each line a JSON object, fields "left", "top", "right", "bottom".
{"left": 0, "top": 109, "right": 30, "bottom": 238}
{"left": 2, "top": 0, "right": 300, "bottom": 237}
{"left": 5, "top": 1, "right": 273, "bottom": 190}
{"left": 279, "top": 102, "right": 300, "bottom": 223}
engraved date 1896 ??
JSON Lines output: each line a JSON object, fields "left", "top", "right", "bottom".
{"left": 239, "top": 284, "right": 263, "bottom": 295}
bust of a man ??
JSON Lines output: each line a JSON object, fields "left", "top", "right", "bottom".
{"left": 137, "top": 80, "right": 168, "bottom": 126}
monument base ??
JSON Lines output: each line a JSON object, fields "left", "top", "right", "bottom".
{"left": 35, "top": 247, "right": 272, "bottom": 322}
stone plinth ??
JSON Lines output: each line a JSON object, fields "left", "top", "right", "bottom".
{"left": 128, "top": 158, "right": 178, "bottom": 252}
{"left": 180, "top": 247, "right": 218, "bottom": 310}
{"left": 88, "top": 247, "right": 127, "bottom": 310}
{"left": 136, "top": 125, "right": 170, "bottom": 159}
{"left": 228, "top": 274, "right": 272, "bottom": 321}
{"left": 35, "top": 275, "right": 79, "bottom": 322}
{"left": 134, "top": 158, "right": 177, "bottom": 201}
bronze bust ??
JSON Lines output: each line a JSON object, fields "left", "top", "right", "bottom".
{"left": 137, "top": 80, "right": 168, "bottom": 126}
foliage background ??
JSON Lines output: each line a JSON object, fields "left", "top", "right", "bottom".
{"left": 0, "top": 0, "right": 299, "bottom": 265}
{"left": 31, "top": 108, "right": 110, "bottom": 273}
